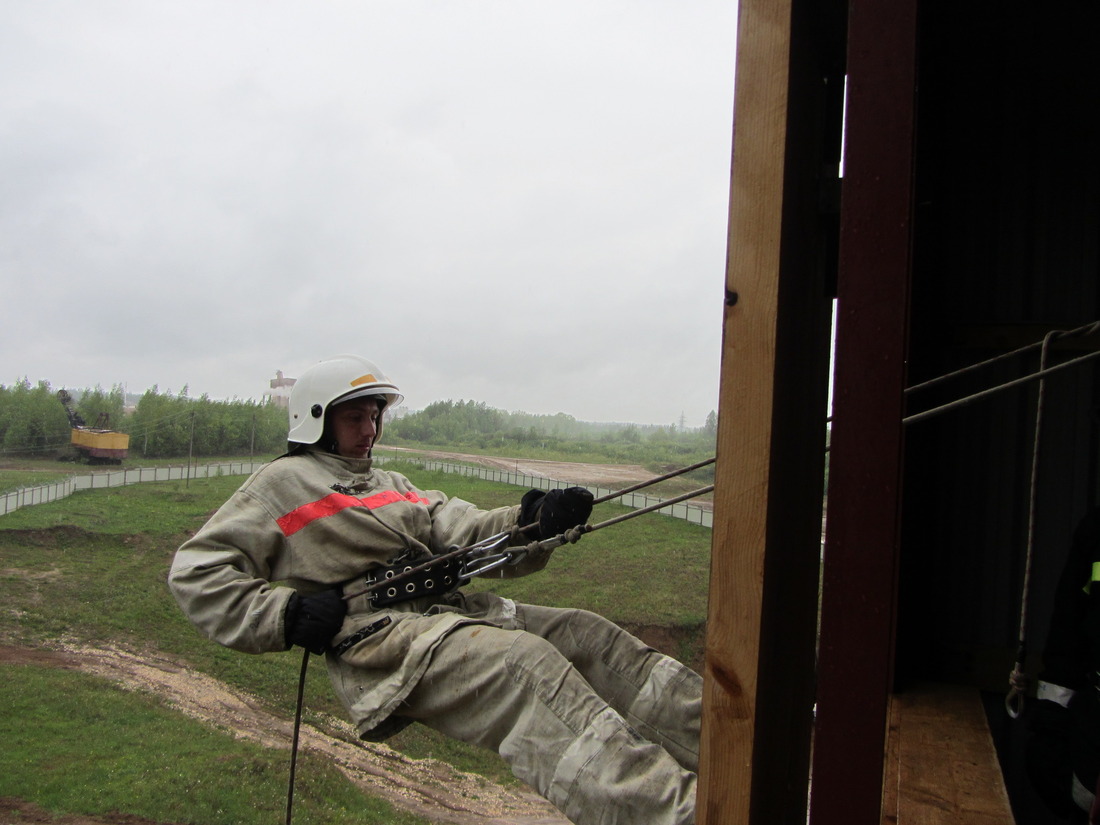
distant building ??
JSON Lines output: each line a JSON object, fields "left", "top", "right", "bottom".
{"left": 268, "top": 370, "right": 296, "bottom": 408}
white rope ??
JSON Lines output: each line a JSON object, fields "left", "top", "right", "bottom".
{"left": 906, "top": 320, "right": 1100, "bottom": 396}
{"left": 895, "top": 322, "right": 1100, "bottom": 717}
{"left": 286, "top": 647, "right": 311, "bottom": 825}
{"left": 1006, "top": 331, "right": 1054, "bottom": 718}
{"left": 904, "top": 347, "right": 1100, "bottom": 425}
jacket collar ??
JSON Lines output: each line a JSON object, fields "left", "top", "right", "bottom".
{"left": 305, "top": 445, "right": 374, "bottom": 475}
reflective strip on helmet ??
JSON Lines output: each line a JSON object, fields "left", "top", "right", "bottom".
{"left": 278, "top": 490, "right": 429, "bottom": 536}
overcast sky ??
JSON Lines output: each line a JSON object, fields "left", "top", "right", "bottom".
{"left": 2, "top": 1, "right": 738, "bottom": 427}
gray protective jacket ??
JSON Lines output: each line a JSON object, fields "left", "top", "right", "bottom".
{"left": 169, "top": 448, "right": 546, "bottom": 735}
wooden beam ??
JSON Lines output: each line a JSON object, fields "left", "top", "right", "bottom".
{"left": 697, "top": 0, "right": 791, "bottom": 808}
{"left": 809, "top": 0, "right": 919, "bottom": 822}
{"left": 881, "top": 684, "right": 1015, "bottom": 824}
{"left": 699, "top": 0, "right": 839, "bottom": 822}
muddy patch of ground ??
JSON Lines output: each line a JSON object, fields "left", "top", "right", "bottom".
{"left": 0, "top": 796, "right": 166, "bottom": 825}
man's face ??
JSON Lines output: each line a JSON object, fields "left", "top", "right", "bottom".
{"left": 329, "top": 397, "right": 380, "bottom": 458}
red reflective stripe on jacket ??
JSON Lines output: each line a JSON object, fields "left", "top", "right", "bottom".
{"left": 360, "top": 490, "right": 431, "bottom": 510}
{"left": 277, "top": 490, "right": 429, "bottom": 537}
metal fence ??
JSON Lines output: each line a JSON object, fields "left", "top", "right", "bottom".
{"left": 1, "top": 457, "right": 713, "bottom": 528}
{"left": 408, "top": 459, "right": 713, "bottom": 528}
{"left": 0, "top": 461, "right": 267, "bottom": 517}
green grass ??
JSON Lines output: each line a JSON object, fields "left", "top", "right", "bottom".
{"left": 0, "top": 664, "right": 427, "bottom": 825}
{"left": 380, "top": 436, "right": 715, "bottom": 477}
{"left": 0, "top": 469, "right": 72, "bottom": 492}
{"left": 1, "top": 474, "right": 242, "bottom": 534}
{"left": 0, "top": 454, "right": 280, "bottom": 494}
{"left": 0, "top": 457, "right": 711, "bottom": 823}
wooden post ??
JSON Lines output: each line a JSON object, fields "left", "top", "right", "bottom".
{"left": 809, "top": 0, "right": 918, "bottom": 822}
{"left": 698, "top": 0, "right": 839, "bottom": 822}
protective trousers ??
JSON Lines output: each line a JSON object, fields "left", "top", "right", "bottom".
{"left": 399, "top": 603, "right": 700, "bottom": 825}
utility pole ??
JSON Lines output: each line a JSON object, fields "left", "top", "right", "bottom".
{"left": 186, "top": 411, "right": 195, "bottom": 487}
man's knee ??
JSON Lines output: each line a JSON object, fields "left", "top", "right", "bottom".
{"left": 504, "top": 629, "right": 607, "bottom": 724}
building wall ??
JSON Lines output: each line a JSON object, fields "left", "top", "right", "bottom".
{"left": 898, "top": 2, "right": 1100, "bottom": 689}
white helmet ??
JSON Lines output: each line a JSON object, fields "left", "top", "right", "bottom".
{"left": 287, "top": 355, "right": 403, "bottom": 445}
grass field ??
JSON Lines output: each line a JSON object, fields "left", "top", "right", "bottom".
{"left": 0, "top": 458, "right": 711, "bottom": 825}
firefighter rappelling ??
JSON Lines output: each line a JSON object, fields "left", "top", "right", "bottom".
{"left": 168, "top": 354, "right": 703, "bottom": 825}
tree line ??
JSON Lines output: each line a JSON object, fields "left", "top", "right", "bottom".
{"left": 0, "top": 379, "right": 286, "bottom": 460}
{"left": 0, "top": 380, "right": 718, "bottom": 470}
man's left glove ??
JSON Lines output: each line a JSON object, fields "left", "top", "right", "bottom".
{"left": 285, "top": 589, "right": 347, "bottom": 655}
{"left": 520, "top": 486, "right": 594, "bottom": 540}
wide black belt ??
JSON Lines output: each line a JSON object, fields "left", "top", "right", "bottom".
{"left": 364, "top": 556, "right": 470, "bottom": 608}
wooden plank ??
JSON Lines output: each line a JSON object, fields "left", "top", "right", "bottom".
{"left": 699, "top": 0, "right": 838, "bottom": 822}
{"left": 881, "top": 684, "right": 1015, "bottom": 825}
{"left": 881, "top": 698, "right": 903, "bottom": 825}
{"left": 697, "top": 0, "right": 792, "bottom": 818}
{"left": 698, "top": 0, "right": 793, "bottom": 813}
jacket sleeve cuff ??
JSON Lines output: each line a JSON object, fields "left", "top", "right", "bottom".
{"left": 1037, "top": 680, "right": 1076, "bottom": 707}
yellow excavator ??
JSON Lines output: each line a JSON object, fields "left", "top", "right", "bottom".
{"left": 56, "top": 389, "right": 129, "bottom": 464}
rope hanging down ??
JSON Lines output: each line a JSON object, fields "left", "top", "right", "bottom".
{"left": 1005, "top": 331, "right": 1055, "bottom": 719}
{"left": 286, "top": 647, "right": 311, "bottom": 825}
{"left": 900, "top": 320, "right": 1100, "bottom": 719}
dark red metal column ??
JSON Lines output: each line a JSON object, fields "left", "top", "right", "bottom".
{"left": 809, "top": 0, "right": 919, "bottom": 823}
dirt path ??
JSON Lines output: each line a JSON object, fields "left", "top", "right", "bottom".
{"left": 383, "top": 447, "right": 656, "bottom": 489}
{"left": 0, "top": 643, "right": 568, "bottom": 825}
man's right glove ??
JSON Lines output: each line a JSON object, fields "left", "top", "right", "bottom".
{"left": 520, "top": 487, "right": 594, "bottom": 540}
{"left": 285, "top": 589, "right": 347, "bottom": 655}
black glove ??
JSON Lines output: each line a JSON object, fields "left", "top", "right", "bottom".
{"left": 520, "top": 487, "right": 594, "bottom": 539}
{"left": 285, "top": 589, "right": 347, "bottom": 655}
